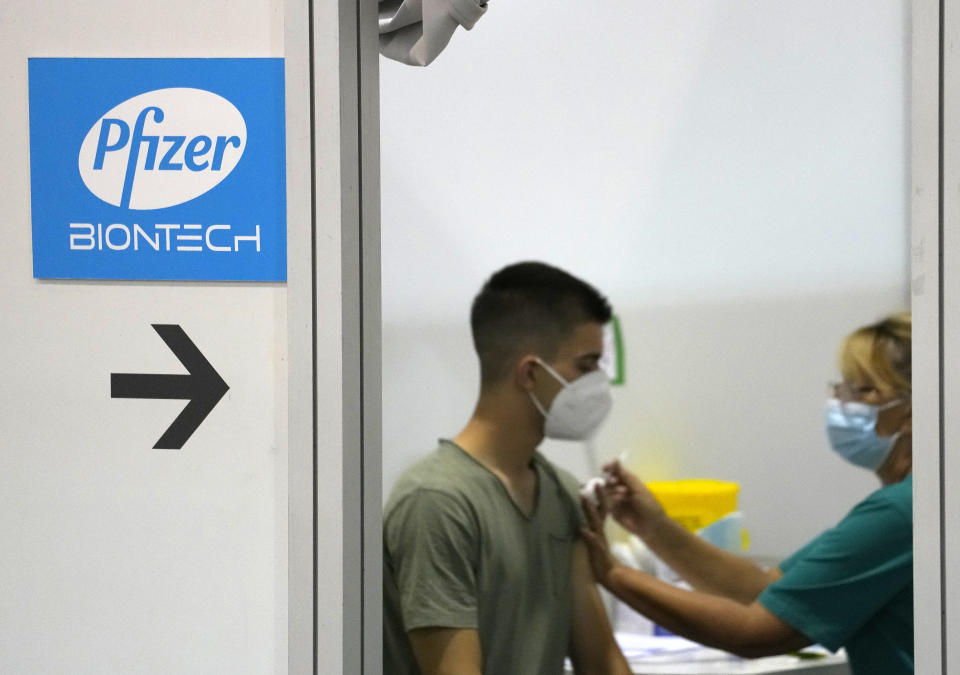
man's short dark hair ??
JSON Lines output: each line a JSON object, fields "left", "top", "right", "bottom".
{"left": 470, "top": 261, "right": 612, "bottom": 386}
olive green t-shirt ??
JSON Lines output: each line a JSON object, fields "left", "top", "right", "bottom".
{"left": 758, "top": 476, "right": 913, "bottom": 674}
{"left": 383, "top": 440, "right": 585, "bottom": 675}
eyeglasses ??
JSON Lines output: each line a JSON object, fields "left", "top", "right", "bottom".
{"left": 827, "top": 381, "right": 878, "bottom": 403}
{"left": 827, "top": 381, "right": 907, "bottom": 419}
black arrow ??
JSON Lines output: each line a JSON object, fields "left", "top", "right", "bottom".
{"left": 111, "top": 324, "right": 229, "bottom": 449}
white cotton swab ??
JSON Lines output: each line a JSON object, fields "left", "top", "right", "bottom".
{"left": 579, "top": 476, "right": 607, "bottom": 507}
{"left": 579, "top": 452, "right": 628, "bottom": 506}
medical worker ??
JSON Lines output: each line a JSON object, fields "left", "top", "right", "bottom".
{"left": 582, "top": 312, "right": 913, "bottom": 674}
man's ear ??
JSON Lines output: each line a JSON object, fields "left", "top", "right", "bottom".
{"left": 515, "top": 354, "right": 540, "bottom": 391}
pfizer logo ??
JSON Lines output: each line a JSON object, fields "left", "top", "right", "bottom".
{"left": 78, "top": 88, "right": 247, "bottom": 210}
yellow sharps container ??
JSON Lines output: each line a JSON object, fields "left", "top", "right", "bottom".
{"left": 645, "top": 479, "right": 740, "bottom": 532}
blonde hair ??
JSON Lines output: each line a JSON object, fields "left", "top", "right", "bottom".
{"left": 839, "top": 311, "right": 912, "bottom": 396}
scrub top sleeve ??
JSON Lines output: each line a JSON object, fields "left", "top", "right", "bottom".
{"left": 776, "top": 534, "right": 822, "bottom": 574}
{"left": 758, "top": 494, "right": 912, "bottom": 651}
{"left": 385, "top": 489, "right": 481, "bottom": 632}
{"left": 379, "top": 0, "right": 488, "bottom": 66}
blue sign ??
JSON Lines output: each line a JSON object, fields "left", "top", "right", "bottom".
{"left": 28, "top": 58, "right": 286, "bottom": 281}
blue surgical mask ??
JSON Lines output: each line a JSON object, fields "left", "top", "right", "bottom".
{"left": 824, "top": 398, "right": 902, "bottom": 470}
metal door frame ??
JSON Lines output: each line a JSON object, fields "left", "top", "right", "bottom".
{"left": 287, "top": 0, "right": 380, "bottom": 671}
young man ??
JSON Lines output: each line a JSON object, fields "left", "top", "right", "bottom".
{"left": 383, "top": 261, "right": 631, "bottom": 675}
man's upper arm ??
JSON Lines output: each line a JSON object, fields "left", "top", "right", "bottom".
{"left": 408, "top": 627, "right": 483, "bottom": 675}
{"left": 568, "top": 540, "right": 631, "bottom": 675}
{"left": 385, "top": 489, "right": 480, "bottom": 632}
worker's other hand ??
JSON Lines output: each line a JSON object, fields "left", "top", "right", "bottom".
{"left": 600, "top": 460, "right": 668, "bottom": 540}
{"left": 580, "top": 493, "right": 620, "bottom": 588}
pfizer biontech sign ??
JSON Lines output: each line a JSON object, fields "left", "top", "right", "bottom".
{"left": 28, "top": 58, "right": 286, "bottom": 281}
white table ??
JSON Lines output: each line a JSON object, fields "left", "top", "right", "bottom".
{"left": 566, "top": 633, "right": 850, "bottom": 675}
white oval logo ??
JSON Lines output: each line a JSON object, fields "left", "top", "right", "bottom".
{"left": 78, "top": 88, "right": 247, "bottom": 210}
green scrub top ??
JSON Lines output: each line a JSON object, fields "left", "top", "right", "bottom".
{"left": 758, "top": 476, "right": 913, "bottom": 674}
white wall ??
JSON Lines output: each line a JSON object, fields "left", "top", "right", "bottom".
{"left": 0, "top": 2, "right": 290, "bottom": 673}
{"left": 380, "top": 0, "right": 909, "bottom": 560}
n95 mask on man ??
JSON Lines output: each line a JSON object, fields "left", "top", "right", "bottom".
{"left": 529, "top": 358, "right": 613, "bottom": 441}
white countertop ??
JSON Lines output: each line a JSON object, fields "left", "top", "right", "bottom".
{"left": 566, "top": 633, "right": 850, "bottom": 675}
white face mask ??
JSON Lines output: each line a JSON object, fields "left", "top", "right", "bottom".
{"left": 529, "top": 357, "right": 613, "bottom": 440}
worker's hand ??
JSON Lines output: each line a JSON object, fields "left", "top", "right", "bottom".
{"left": 580, "top": 493, "right": 621, "bottom": 589}
{"left": 600, "top": 460, "right": 668, "bottom": 540}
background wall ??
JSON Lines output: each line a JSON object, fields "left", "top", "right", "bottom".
{"left": 0, "top": 2, "right": 290, "bottom": 673}
{"left": 380, "top": 0, "right": 910, "bottom": 561}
